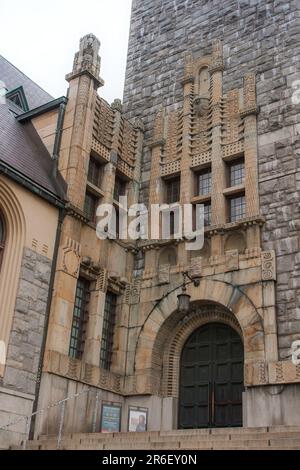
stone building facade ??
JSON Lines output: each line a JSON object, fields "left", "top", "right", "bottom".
{"left": 33, "top": 0, "right": 300, "bottom": 437}
{"left": 2, "top": 0, "right": 300, "bottom": 446}
{"left": 0, "top": 57, "right": 66, "bottom": 448}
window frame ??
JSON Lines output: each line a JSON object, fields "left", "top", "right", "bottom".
{"left": 88, "top": 156, "right": 104, "bottom": 188}
{"left": 100, "top": 291, "right": 118, "bottom": 371}
{"left": 229, "top": 194, "right": 246, "bottom": 223}
{"left": 196, "top": 168, "right": 212, "bottom": 196}
{"left": 84, "top": 191, "right": 99, "bottom": 222}
{"left": 228, "top": 158, "right": 245, "bottom": 187}
{"left": 165, "top": 176, "right": 181, "bottom": 204}
{"left": 69, "top": 277, "right": 90, "bottom": 360}
{"left": 114, "top": 175, "right": 127, "bottom": 201}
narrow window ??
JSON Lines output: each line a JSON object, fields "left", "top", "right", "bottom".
{"left": 229, "top": 195, "right": 246, "bottom": 222}
{"left": 114, "top": 175, "right": 127, "bottom": 201}
{"left": 84, "top": 191, "right": 98, "bottom": 222}
{"left": 204, "top": 203, "right": 212, "bottom": 227}
{"left": 100, "top": 291, "right": 118, "bottom": 370}
{"left": 229, "top": 159, "right": 245, "bottom": 187}
{"left": 196, "top": 169, "right": 212, "bottom": 196}
{"left": 69, "top": 278, "right": 90, "bottom": 359}
{"left": 166, "top": 177, "right": 181, "bottom": 204}
{"left": 88, "top": 156, "right": 104, "bottom": 187}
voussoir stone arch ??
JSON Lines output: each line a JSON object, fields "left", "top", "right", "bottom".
{"left": 0, "top": 177, "right": 26, "bottom": 376}
{"left": 134, "top": 278, "right": 265, "bottom": 394}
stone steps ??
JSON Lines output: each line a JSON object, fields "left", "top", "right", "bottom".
{"left": 23, "top": 426, "right": 300, "bottom": 450}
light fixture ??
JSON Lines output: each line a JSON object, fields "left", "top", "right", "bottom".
{"left": 177, "top": 272, "right": 200, "bottom": 314}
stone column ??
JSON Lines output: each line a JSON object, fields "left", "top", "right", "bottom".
{"left": 209, "top": 42, "right": 226, "bottom": 256}
{"left": 46, "top": 34, "right": 104, "bottom": 354}
{"left": 178, "top": 68, "right": 194, "bottom": 266}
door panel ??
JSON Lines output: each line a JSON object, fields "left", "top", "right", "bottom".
{"left": 179, "top": 323, "right": 244, "bottom": 429}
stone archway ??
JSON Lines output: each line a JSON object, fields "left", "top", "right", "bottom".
{"left": 0, "top": 178, "right": 26, "bottom": 376}
{"left": 134, "top": 278, "right": 271, "bottom": 395}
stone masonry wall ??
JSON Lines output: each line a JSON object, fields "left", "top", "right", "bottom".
{"left": 2, "top": 247, "right": 51, "bottom": 397}
{"left": 123, "top": 0, "right": 300, "bottom": 358}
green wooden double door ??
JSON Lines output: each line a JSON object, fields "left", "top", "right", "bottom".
{"left": 179, "top": 323, "right": 244, "bottom": 429}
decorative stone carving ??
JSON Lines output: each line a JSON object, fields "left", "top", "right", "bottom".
{"left": 131, "top": 278, "right": 142, "bottom": 305}
{"left": 242, "top": 73, "right": 258, "bottom": 116}
{"left": 96, "top": 268, "right": 108, "bottom": 292}
{"left": 261, "top": 250, "right": 277, "bottom": 281}
{"left": 209, "top": 39, "right": 224, "bottom": 73}
{"left": 61, "top": 237, "right": 81, "bottom": 278}
{"left": 66, "top": 33, "right": 103, "bottom": 87}
{"left": 269, "top": 361, "right": 300, "bottom": 385}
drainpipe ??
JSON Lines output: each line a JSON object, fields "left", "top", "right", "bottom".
{"left": 29, "top": 102, "right": 67, "bottom": 439}
{"left": 29, "top": 207, "right": 65, "bottom": 440}
{"left": 52, "top": 100, "right": 67, "bottom": 177}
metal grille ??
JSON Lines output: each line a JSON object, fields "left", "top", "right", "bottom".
{"left": 229, "top": 160, "right": 245, "bottom": 187}
{"left": 69, "top": 278, "right": 90, "bottom": 359}
{"left": 88, "top": 156, "right": 104, "bottom": 187}
{"left": 230, "top": 195, "right": 246, "bottom": 222}
{"left": 84, "top": 191, "right": 98, "bottom": 222}
{"left": 197, "top": 169, "right": 212, "bottom": 196}
{"left": 100, "top": 291, "right": 118, "bottom": 370}
{"left": 166, "top": 177, "right": 181, "bottom": 204}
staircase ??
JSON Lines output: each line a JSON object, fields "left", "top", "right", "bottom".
{"left": 23, "top": 426, "right": 300, "bottom": 450}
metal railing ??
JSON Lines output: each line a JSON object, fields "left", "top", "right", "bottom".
{"left": 0, "top": 387, "right": 101, "bottom": 450}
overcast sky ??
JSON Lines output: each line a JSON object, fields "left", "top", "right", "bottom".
{"left": 0, "top": 0, "right": 132, "bottom": 103}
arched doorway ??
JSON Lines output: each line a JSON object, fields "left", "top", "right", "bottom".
{"left": 179, "top": 322, "right": 244, "bottom": 429}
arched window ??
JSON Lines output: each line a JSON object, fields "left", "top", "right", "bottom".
{"left": 0, "top": 213, "right": 5, "bottom": 268}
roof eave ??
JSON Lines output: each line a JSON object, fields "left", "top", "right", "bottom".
{"left": 16, "top": 96, "right": 68, "bottom": 123}
{"left": 0, "top": 160, "right": 67, "bottom": 209}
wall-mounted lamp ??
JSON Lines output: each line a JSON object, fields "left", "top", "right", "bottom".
{"left": 177, "top": 272, "right": 200, "bottom": 314}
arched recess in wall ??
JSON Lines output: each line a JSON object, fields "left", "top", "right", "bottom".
{"left": 134, "top": 278, "right": 268, "bottom": 395}
{"left": 198, "top": 66, "right": 210, "bottom": 96}
{"left": 189, "top": 238, "right": 211, "bottom": 261}
{"left": 0, "top": 178, "right": 26, "bottom": 376}
{"left": 224, "top": 231, "right": 246, "bottom": 254}
{"left": 158, "top": 246, "right": 177, "bottom": 266}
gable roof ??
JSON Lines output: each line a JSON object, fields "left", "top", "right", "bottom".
{"left": 0, "top": 101, "right": 66, "bottom": 205}
{"left": 0, "top": 55, "right": 53, "bottom": 110}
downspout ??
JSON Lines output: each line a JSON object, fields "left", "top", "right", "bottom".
{"left": 52, "top": 100, "right": 67, "bottom": 177}
{"left": 29, "top": 102, "right": 67, "bottom": 439}
{"left": 29, "top": 207, "right": 65, "bottom": 440}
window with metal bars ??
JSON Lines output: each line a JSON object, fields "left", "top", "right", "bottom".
{"left": 165, "top": 177, "right": 180, "bottom": 204}
{"left": 114, "top": 175, "right": 127, "bottom": 201}
{"left": 229, "top": 195, "right": 246, "bottom": 222}
{"left": 100, "top": 291, "right": 118, "bottom": 370}
{"left": 0, "top": 213, "right": 5, "bottom": 269}
{"left": 84, "top": 191, "right": 98, "bottom": 222}
{"left": 88, "top": 156, "right": 104, "bottom": 187}
{"left": 69, "top": 278, "right": 90, "bottom": 359}
{"left": 229, "top": 159, "right": 245, "bottom": 187}
{"left": 196, "top": 169, "right": 212, "bottom": 196}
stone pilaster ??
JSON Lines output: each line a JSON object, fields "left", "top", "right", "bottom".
{"left": 59, "top": 34, "right": 103, "bottom": 210}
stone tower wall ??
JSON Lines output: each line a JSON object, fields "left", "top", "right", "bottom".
{"left": 123, "top": 0, "right": 300, "bottom": 359}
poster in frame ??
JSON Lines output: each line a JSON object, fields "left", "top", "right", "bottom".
{"left": 100, "top": 403, "right": 121, "bottom": 433}
{"left": 128, "top": 406, "right": 148, "bottom": 433}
